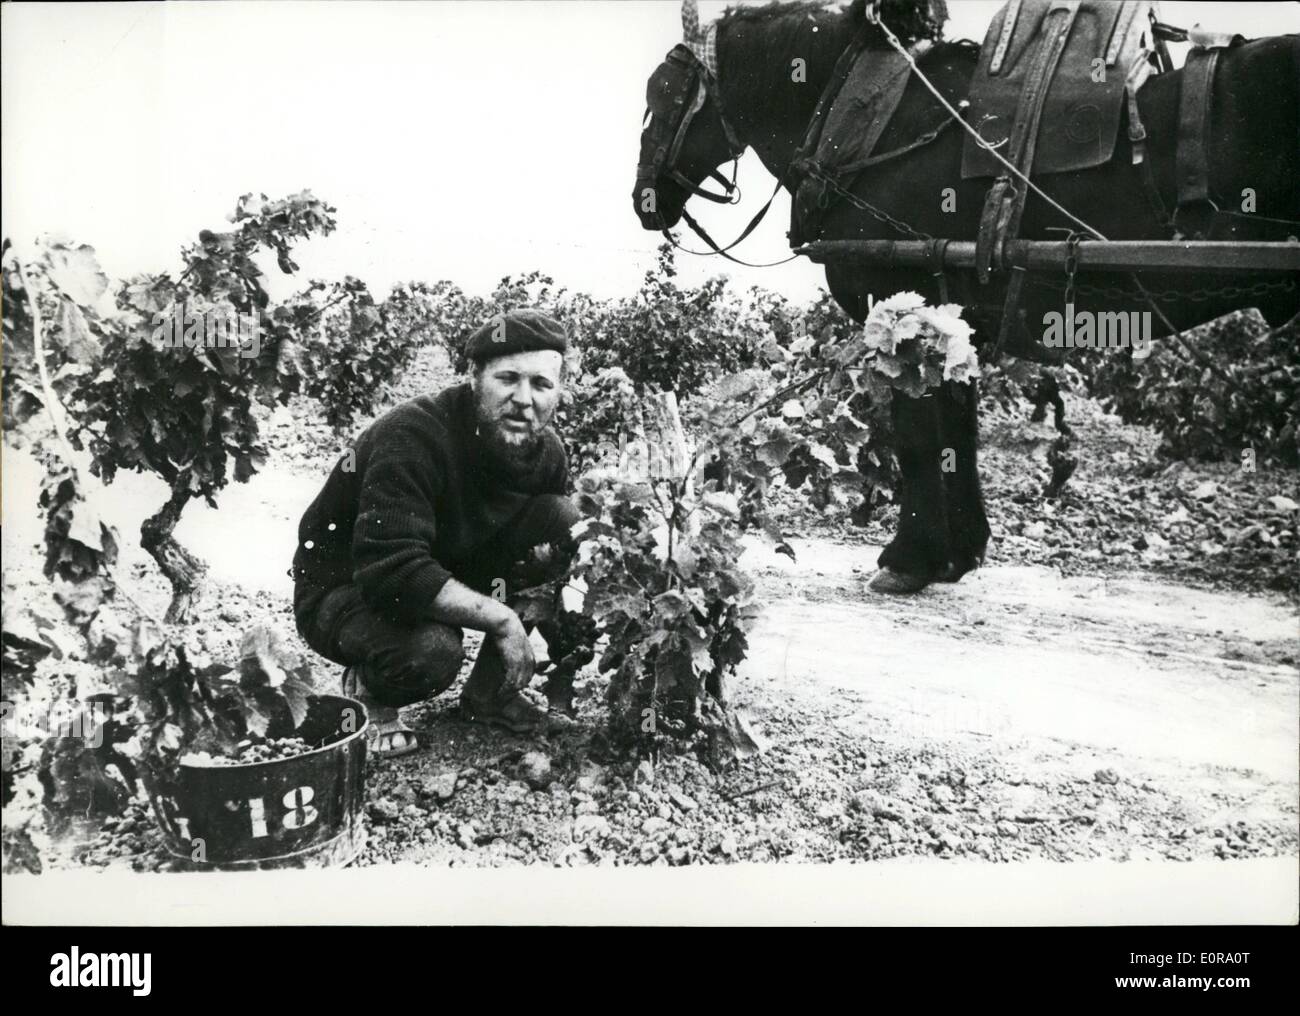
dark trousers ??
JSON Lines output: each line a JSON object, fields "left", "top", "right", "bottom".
{"left": 294, "top": 494, "right": 579, "bottom": 708}
{"left": 878, "top": 382, "right": 990, "bottom": 579}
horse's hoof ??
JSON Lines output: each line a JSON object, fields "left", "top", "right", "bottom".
{"left": 869, "top": 568, "right": 930, "bottom": 594}
{"left": 936, "top": 555, "right": 983, "bottom": 583}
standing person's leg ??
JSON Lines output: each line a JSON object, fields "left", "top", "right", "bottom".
{"left": 873, "top": 391, "right": 953, "bottom": 592}
{"left": 937, "top": 379, "right": 990, "bottom": 581}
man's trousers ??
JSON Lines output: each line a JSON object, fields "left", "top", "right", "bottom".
{"left": 294, "top": 493, "right": 579, "bottom": 707}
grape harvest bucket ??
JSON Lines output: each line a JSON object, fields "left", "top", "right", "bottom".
{"left": 145, "top": 694, "right": 369, "bottom": 870}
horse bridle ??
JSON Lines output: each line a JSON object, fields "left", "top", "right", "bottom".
{"left": 642, "top": 43, "right": 796, "bottom": 266}
{"left": 646, "top": 43, "right": 746, "bottom": 206}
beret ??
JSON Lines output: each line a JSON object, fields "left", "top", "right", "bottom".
{"left": 465, "top": 308, "right": 568, "bottom": 365}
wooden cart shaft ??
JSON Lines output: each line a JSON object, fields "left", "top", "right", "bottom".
{"left": 796, "top": 239, "right": 1300, "bottom": 274}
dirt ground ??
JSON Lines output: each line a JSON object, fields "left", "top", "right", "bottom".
{"left": 4, "top": 346, "right": 1297, "bottom": 869}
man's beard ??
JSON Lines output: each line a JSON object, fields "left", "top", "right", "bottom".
{"left": 474, "top": 401, "right": 545, "bottom": 468}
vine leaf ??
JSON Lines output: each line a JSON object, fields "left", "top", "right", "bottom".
{"left": 239, "top": 625, "right": 291, "bottom": 688}
{"left": 513, "top": 583, "right": 558, "bottom": 627}
{"left": 282, "top": 669, "right": 315, "bottom": 731}
{"left": 59, "top": 300, "right": 102, "bottom": 362}
{"left": 682, "top": 625, "right": 713, "bottom": 674}
{"left": 2, "top": 826, "right": 43, "bottom": 874}
{"left": 44, "top": 243, "right": 108, "bottom": 308}
{"left": 238, "top": 624, "right": 315, "bottom": 731}
{"left": 2, "top": 603, "right": 62, "bottom": 664}
{"left": 587, "top": 576, "right": 646, "bottom": 620}
{"left": 242, "top": 699, "right": 273, "bottom": 738}
{"left": 707, "top": 706, "right": 768, "bottom": 768}
{"left": 654, "top": 639, "right": 693, "bottom": 695}
{"left": 65, "top": 499, "right": 116, "bottom": 558}
{"left": 713, "top": 370, "right": 763, "bottom": 402}
{"left": 652, "top": 589, "right": 691, "bottom": 620}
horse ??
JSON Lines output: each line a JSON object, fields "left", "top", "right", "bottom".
{"left": 632, "top": 0, "right": 1300, "bottom": 593}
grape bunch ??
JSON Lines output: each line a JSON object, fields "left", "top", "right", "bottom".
{"left": 180, "top": 737, "right": 313, "bottom": 768}
{"left": 235, "top": 737, "right": 312, "bottom": 764}
{"left": 537, "top": 609, "right": 598, "bottom": 716}
{"left": 541, "top": 610, "right": 598, "bottom": 677}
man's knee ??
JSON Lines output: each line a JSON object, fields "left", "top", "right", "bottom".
{"left": 406, "top": 624, "right": 467, "bottom": 695}
{"left": 294, "top": 583, "right": 351, "bottom": 666}
{"left": 354, "top": 622, "right": 465, "bottom": 707}
{"left": 525, "top": 493, "right": 581, "bottom": 545}
{"left": 513, "top": 494, "right": 581, "bottom": 582}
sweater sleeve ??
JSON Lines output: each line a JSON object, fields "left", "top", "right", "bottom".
{"left": 351, "top": 423, "right": 453, "bottom": 622}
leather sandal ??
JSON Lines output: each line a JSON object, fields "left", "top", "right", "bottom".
{"left": 366, "top": 713, "right": 419, "bottom": 758}
{"left": 460, "top": 690, "right": 553, "bottom": 735}
{"left": 341, "top": 666, "right": 419, "bottom": 758}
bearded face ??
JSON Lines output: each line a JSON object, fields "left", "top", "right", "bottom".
{"left": 471, "top": 349, "right": 565, "bottom": 462}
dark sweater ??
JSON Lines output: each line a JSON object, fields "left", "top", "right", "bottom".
{"left": 293, "top": 383, "right": 568, "bottom": 623}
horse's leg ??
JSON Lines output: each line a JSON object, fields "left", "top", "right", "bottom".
{"left": 1028, "top": 373, "right": 1052, "bottom": 422}
{"left": 936, "top": 379, "right": 990, "bottom": 582}
{"left": 1029, "top": 372, "right": 1069, "bottom": 434}
{"left": 1051, "top": 384, "right": 1068, "bottom": 434}
{"left": 873, "top": 391, "right": 953, "bottom": 592}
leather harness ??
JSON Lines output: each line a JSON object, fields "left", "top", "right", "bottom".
{"left": 643, "top": 2, "right": 1295, "bottom": 322}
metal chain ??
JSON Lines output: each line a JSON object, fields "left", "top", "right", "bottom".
{"left": 807, "top": 168, "right": 933, "bottom": 241}
{"left": 1063, "top": 232, "right": 1082, "bottom": 306}
{"left": 1029, "top": 274, "right": 1296, "bottom": 304}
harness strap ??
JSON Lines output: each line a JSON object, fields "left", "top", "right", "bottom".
{"left": 975, "top": 1, "right": 1081, "bottom": 282}
{"left": 1104, "top": 0, "right": 1140, "bottom": 66}
{"left": 706, "top": 74, "right": 745, "bottom": 159}
{"left": 1123, "top": 51, "right": 1152, "bottom": 164}
{"left": 666, "top": 175, "right": 795, "bottom": 268}
{"left": 789, "top": 34, "right": 937, "bottom": 244}
{"left": 835, "top": 116, "right": 955, "bottom": 177}
{"left": 791, "top": 19, "right": 878, "bottom": 183}
{"left": 669, "top": 162, "right": 739, "bottom": 204}
{"left": 990, "top": 0, "right": 1023, "bottom": 73}
{"left": 927, "top": 238, "right": 953, "bottom": 303}
{"left": 1176, "top": 46, "right": 1220, "bottom": 216}
{"left": 1149, "top": 11, "right": 1179, "bottom": 72}
{"left": 1124, "top": 51, "right": 1173, "bottom": 230}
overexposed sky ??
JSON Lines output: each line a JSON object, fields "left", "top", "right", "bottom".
{"left": 3, "top": 1, "right": 1294, "bottom": 303}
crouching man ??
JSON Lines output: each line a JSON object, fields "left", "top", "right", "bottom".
{"left": 292, "top": 309, "right": 579, "bottom": 756}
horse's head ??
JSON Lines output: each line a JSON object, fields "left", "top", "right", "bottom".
{"left": 633, "top": 0, "right": 949, "bottom": 232}
{"left": 633, "top": 1, "right": 744, "bottom": 231}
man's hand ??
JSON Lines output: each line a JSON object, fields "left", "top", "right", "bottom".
{"left": 490, "top": 612, "right": 535, "bottom": 692}
{"left": 431, "top": 578, "right": 540, "bottom": 693}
